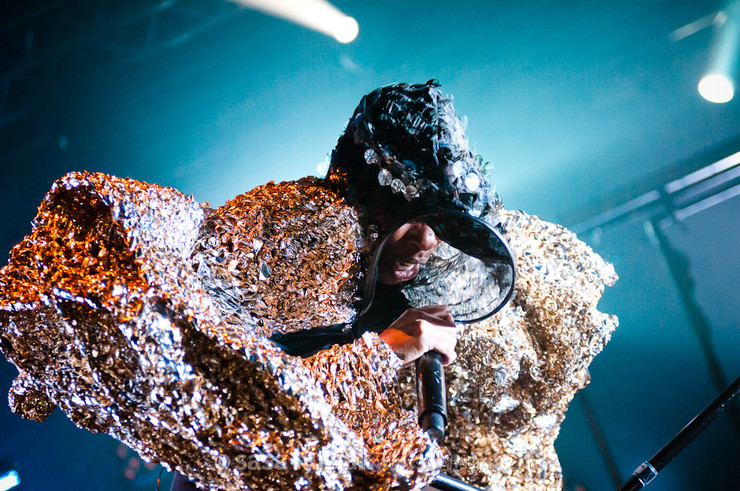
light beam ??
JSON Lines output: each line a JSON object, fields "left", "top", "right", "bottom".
{"left": 232, "top": 0, "right": 359, "bottom": 43}
{"left": 698, "top": 73, "right": 734, "bottom": 103}
{"left": 700, "top": 1, "right": 739, "bottom": 103}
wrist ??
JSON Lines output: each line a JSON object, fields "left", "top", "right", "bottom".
{"left": 365, "top": 331, "right": 403, "bottom": 370}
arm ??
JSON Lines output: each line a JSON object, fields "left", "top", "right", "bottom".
{"left": 302, "top": 330, "right": 446, "bottom": 487}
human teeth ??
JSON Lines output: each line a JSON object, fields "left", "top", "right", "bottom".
{"left": 398, "top": 263, "right": 415, "bottom": 270}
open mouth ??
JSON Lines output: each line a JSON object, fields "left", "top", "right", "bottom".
{"left": 392, "top": 260, "right": 422, "bottom": 282}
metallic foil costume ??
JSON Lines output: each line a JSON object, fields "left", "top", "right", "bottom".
{"left": 0, "top": 171, "right": 616, "bottom": 490}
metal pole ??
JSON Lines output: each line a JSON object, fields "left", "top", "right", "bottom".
{"left": 618, "top": 376, "right": 740, "bottom": 490}
{"left": 431, "top": 473, "right": 485, "bottom": 491}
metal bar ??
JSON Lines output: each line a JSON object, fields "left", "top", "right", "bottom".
{"left": 669, "top": 11, "right": 721, "bottom": 42}
{"left": 571, "top": 191, "right": 660, "bottom": 234}
{"left": 431, "top": 474, "right": 485, "bottom": 491}
{"left": 571, "top": 151, "right": 740, "bottom": 235}
{"left": 618, "top": 376, "right": 740, "bottom": 490}
{"left": 667, "top": 165, "right": 740, "bottom": 212}
{"left": 673, "top": 183, "right": 740, "bottom": 221}
{"left": 664, "top": 150, "right": 740, "bottom": 194}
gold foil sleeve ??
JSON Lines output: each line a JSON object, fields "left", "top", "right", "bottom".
{"left": 0, "top": 172, "right": 440, "bottom": 490}
{"left": 304, "top": 332, "right": 444, "bottom": 489}
{"left": 191, "top": 177, "right": 443, "bottom": 488}
{"left": 396, "top": 209, "right": 618, "bottom": 490}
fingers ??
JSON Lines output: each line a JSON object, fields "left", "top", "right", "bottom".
{"left": 422, "top": 320, "right": 457, "bottom": 365}
{"left": 408, "top": 305, "right": 455, "bottom": 327}
{"left": 380, "top": 306, "right": 460, "bottom": 366}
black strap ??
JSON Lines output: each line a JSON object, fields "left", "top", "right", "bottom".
{"left": 270, "top": 323, "right": 356, "bottom": 358}
{"left": 270, "top": 283, "right": 409, "bottom": 358}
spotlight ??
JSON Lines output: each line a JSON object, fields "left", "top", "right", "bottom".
{"left": 698, "top": 73, "right": 735, "bottom": 103}
{"left": 232, "top": 0, "right": 359, "bottom": 43}
{"left": 0, "top": 470, "right": 20, "bottom": 491}
{"left": 699, "top": 1, "right": 739, "bottom": 103}
{"left": 332, "top": 16, "right": 359, "bottom": 44}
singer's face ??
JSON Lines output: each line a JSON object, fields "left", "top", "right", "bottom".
{"left": 377, "top": 222, "right": 442, "bottom": 285}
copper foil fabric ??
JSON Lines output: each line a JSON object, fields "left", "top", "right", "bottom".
{"left": 0, "top": 172, "right": 441, "bottom": 490}
{"left": 0, "top": 172, "right": 616, "bottom": 490}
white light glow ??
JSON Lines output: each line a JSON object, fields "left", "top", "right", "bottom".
{"left": 316, "top": 156, "right": 330, "bottom": 176}
{"left": 698, "top": 73, "right": 735, "bottom": 103}
{"left": 233, "top": 0, "right": 359, "bottom": 43}
{"left": 0, "top": 471, "right": 20, "bottom": 491}
{"left": 333, "top": 16, "right": 359, "bottom": 43}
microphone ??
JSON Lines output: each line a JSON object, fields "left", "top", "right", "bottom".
{"left": 416, "top": 350, "right": 447, "bottom": 442}
{"left": 418, "top": 354, "right": 488, "bottom": 491}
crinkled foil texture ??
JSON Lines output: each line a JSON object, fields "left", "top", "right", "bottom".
{"left": 397, "top": 209, "right": 618, "bottom": 490}
{"left": 191, "top": 178, "right": 363, "bottom": 338}
{"left": 0, "top": 172, "right": 441, "bottom": 490}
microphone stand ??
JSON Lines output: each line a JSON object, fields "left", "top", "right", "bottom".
{"left": 618, "top": 375, "right": 740, "bottom": 490}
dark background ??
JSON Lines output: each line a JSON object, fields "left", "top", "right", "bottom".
{"left": 0, "top": 1, "right": 738, "bottom": 489}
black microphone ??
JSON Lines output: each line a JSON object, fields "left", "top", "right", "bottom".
{"left": 416, "top": 350, "right": 447, "bottom": 442}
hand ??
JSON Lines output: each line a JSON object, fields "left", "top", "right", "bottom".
{"left": 379, "top": 305, "right": 458, "bottom": 366}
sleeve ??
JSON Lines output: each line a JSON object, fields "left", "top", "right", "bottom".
{"left": 0, "top": 172, "right": 443, "bottom": 491}
{"left": 303, "top": 332, "right": 444, "bottom": 488}
{"left": 269, "top": 322, "right": 356, "bottom": 357}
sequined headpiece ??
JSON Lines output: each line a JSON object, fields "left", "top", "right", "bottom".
{"left": 327, "top": 80, "right": 499, "bottom": 224}
{"left": 328, "top": 81, "right": 516, "bottom": 323}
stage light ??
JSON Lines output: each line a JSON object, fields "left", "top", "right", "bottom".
{"left": 698, "top": 73, "right": 735, "bottom": 103}
{"left": 332, "top": 16, "right": 359, "bottom": 44}
{"left": 699, "top": 1, "right": 738, "bottom": 103}
{"left": 232, "top": 0, "right": 359, "bottom": 43}
{"left": 0, "top": 470, "right": 20, "bottom": 491}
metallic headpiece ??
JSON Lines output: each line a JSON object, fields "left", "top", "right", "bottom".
{"left": 328, "top": 81, "right": 516, "bottom": 323}
{"left": 328, "top": 80, "right": 499, "bottom": 222}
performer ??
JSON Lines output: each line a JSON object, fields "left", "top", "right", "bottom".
{"left": 0, "top": 82, "right": 616, "bottom": 490}
{"left": 269, "top": 80, "right": 515, "bottom": 358}
{"left": 172, "top": 80, "right": 517, "bottom": 489}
